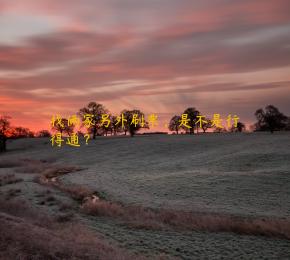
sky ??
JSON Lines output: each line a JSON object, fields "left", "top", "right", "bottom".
{"left": 0, "top": 0, "right": 290, "bottom": 132}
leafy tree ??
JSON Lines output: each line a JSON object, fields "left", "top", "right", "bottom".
{"left": 0, "top": 116, "right": 11, "bottom": 152}
{"left": 182, "top": 107, "right": 200, "bottom": 134}
{"left": 168, "top": 115, "right": 181, "bottom": 134}
{"left": 79, "top": 102, "right": 108, "bottom": 139}
{"left": 255, "top": 105, "right": 288, "bottom": 133}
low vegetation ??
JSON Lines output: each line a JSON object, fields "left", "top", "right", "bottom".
{"left": 0, "top": 199, "right": 142, "bottom": 260}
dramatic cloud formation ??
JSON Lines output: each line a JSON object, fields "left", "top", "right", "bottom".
{"left": 0, "top": 0, "right": 289, "bottom": 131}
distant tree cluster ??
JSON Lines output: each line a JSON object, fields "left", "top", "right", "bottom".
{"left": 169, "top": 105, "right": 290, "bottom": 135}
{"left": 169, "top": 107, "right": 206, "bottom": 134}
{"left": 49, "top": 102, "right": 149, "bottom": 140}
{"left": 77, "top": 102, "right": 149, "bottom": 138}
{"left": 0, "top": 103, "right": 289, "bottom": 152}
{"left": 0, "top": 116, "right": 54, "bottom": 152}
{"left": 169, "top": 107, "right": 232, "bottom": 134}
{"left": 10, "top": 127, "right": 34, "bottom": 139}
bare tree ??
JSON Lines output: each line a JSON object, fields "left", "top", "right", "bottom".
{"left": 168, "top": 115, "right": 181, "bottom": 134}
{"left": 51, "top": 118, "right": 74, "bottom": 136}
{"left": 122, "top": 109, "right": 148, "bottom": 137}
{"left": 79, "top": 102, "right": 108, "bottom": 139}
{"left": 100, "top": 114, "right": 112, "bottom": 136}
{"left": 111, "top": 115, "right": 123, "bottom": 135}
{"left": 0, "top": 116, "right": 11, "bottom": 152}
{"left": 201, "top": 118, "right": 212, "bottom": 133}
{"left": 255, "top": 105, "right": 287, "bottom": 133}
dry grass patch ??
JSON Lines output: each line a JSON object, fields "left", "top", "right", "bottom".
{"left": 0, "top": 198, "right": 145, "bottom": 260}
{"left": 81, "top": 200, "right": 290, "bottom": 240}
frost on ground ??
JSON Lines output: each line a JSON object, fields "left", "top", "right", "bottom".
{"left": 0, "top": 132, "right": 290, "bottom": 259}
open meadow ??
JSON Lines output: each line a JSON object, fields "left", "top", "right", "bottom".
{"left": 0, "top": 132, "right": 290, "bottom": 259}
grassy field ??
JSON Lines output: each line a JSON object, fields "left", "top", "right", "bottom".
{"left": 0, "top": 132, "right": 290, "bottom": 259}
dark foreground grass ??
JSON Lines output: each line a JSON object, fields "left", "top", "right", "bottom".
{"left": 0, "top": 199, "right": 145, "bottom": 260}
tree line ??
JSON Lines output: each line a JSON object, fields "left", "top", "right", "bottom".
{"left": 0, "top": 103, "right": 289, "bottom": 152}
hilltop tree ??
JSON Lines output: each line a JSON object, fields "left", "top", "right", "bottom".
{"left": 255, "top": 105, "right": 287, "bottom": 133}
{"left": 230, "top": 122, "right": 246, "bottom": 132}
{"left": 79, "top": 102, "right": 108, "bottom": 139}
{"left": 236, "top": 122, "right": 246, "bottom": 132}
{"left": 111, "top": 115, "right": 123, "bottom": 135}
{"left": 51, "top": 118, "right": 74, "bottom": 136}
{"left": 201, "top": 118, "right": 212, "bottom": 133}
{"left": 0, "top": 116, "right": 11, "bottom": 152}
{"left": 122, "top": 109, "right": 148, "bottom": 137}
{"left": 168, "top": 115, "right": 181, "bottom": 134}
{"left": 182, "top": 107, "right": 200, "bottom": 134}
{"left": 100, "top": 114, "right": 113, "bottom": 136}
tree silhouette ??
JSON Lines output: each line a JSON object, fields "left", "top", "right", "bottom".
{"left": 11, "top": 127, "right": 34, "bottom": 138}
{"left": 230, "top": 122, "right": 246, "bottom": 132}
{"left": 168, "top": 115, "right": 181, "bottom": 134}
{"left": 51, "top": 118, "right": 74, "bottom": 136}
{"left": 100, "top": 114, "right": 112, "bottom": 136}
{"left": 122, "top": 109, "right": 148, "bottom": 137}
{"left": 111, "top": 115, "right": 123, "bottom": 135}
{"left": 285, "top": 117, "right": 290, "bottom": 131}
{"left": 79, "top": 102, "right": 108, "bottom": 139}
{"left": 236, "top": 122, "right": 246, "bottom": 132}
{"left": 37, "top": 130, "right": 51, "bottom": 138}
{"left": 255, "top": 105, "right": 287, "bottom": 133}
{"left": 201, "top": 118, "right": 212, "bottom": 133}
{"left": 183, "top": 107, "right": 200, "bottom": 135}
{"left": 0, "top": 116, "right": 11, "bottom": 152}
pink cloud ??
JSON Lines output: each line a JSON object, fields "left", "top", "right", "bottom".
{"left": 0, "top": 0, "right": 290, "bottom": 132}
